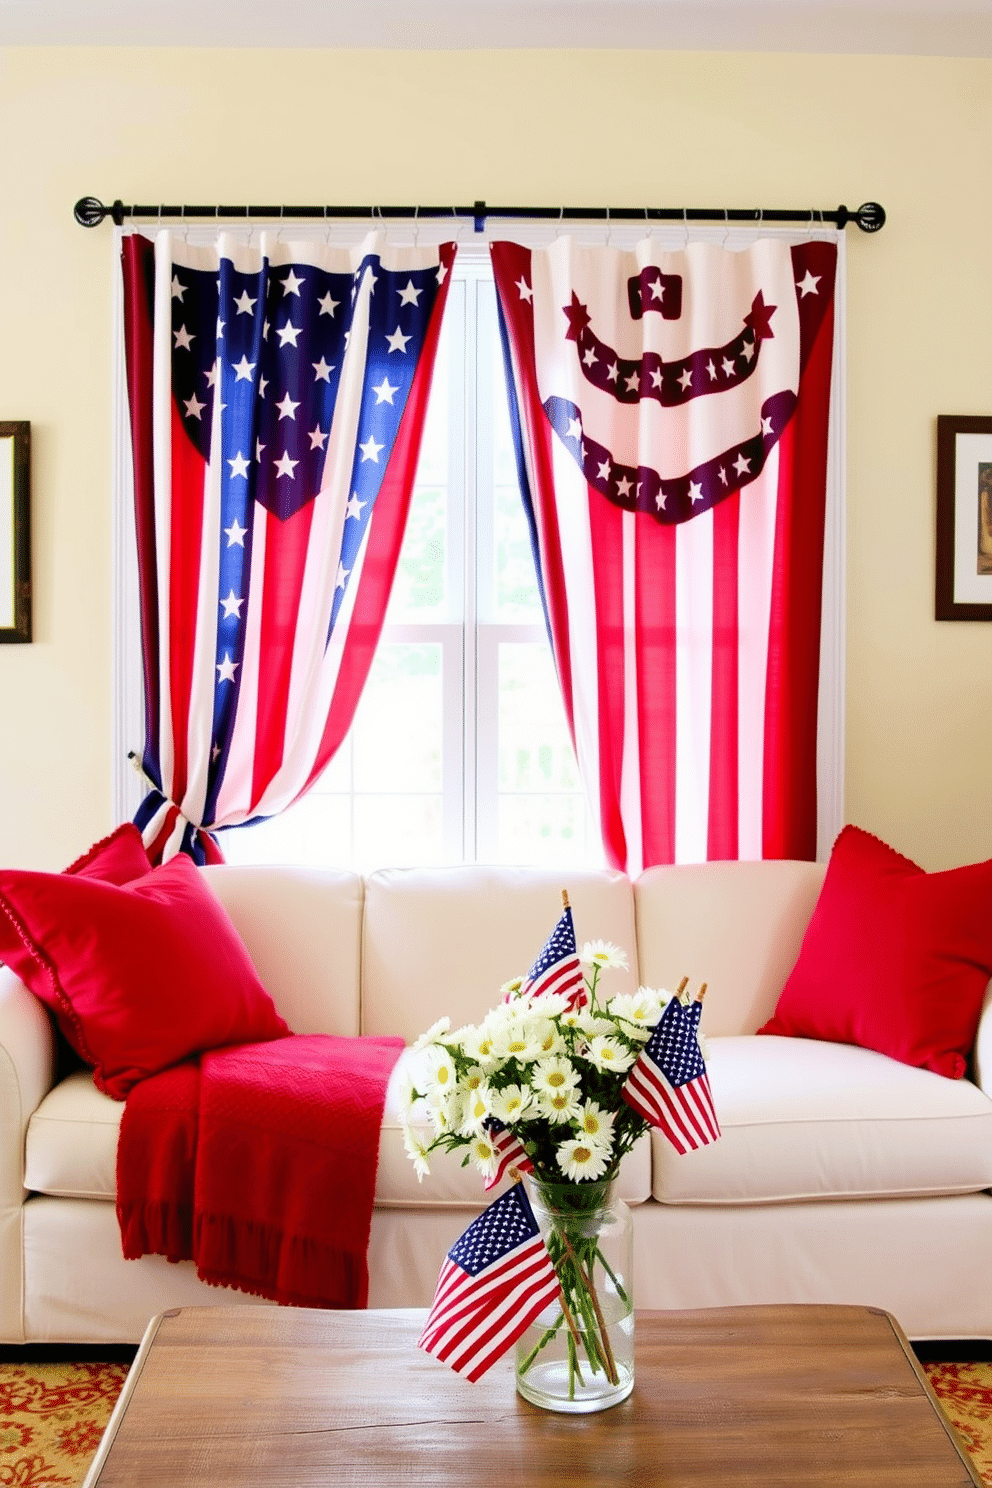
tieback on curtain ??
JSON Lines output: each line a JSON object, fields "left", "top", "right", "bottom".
{"left": 127, "top": 753, "right": 220, "bottom": 866}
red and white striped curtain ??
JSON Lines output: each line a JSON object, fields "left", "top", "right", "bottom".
{"left": 121, "top": 230, "right": 454, "bottom": 863}
{"left": 492, "top": 235, "right": 837, "bottom": 874}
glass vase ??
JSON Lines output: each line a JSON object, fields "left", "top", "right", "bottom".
{"left": 515, "top": 1178, "right": 634, "bottom": 1413}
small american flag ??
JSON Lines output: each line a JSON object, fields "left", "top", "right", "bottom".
{"left": 418, "top": 1184, "right": 561, "bottom": 1382}
{"left": 621, "top": 996, "right": 720, "bottom": 1154}
{"left": 522, "top": 905, "right": 585, "bottom": 1009}
{"left": 483, "top": 1121, "right": 534, "bottom": 1191}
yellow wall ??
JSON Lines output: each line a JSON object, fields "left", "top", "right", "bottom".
{"left": 0, "top": 47, "right": 989, "bottom": 871}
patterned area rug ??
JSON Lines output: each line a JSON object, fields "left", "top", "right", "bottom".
{"left": 0, "top": 1358, "right": 987, "bottom": 1485}
{"left": 925, "top": 1362, "right": 992, "bottom": 1485}
{"left": 0, "top": 1362, "right": 130, "bottom": 1486}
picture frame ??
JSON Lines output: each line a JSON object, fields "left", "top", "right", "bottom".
{"left": 0, "top": 422, "right": 31, "bottom": 644}
{"left": 935, "top": 414, "right": 992, "bottom": 621}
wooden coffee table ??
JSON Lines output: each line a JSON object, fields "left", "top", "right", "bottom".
{"left": 83, "top": 1303, "right": 982, "bottom": 1486}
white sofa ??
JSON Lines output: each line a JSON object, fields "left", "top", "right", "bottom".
{"left": 2, "top": 860, "right": 992, "bottom": 1345}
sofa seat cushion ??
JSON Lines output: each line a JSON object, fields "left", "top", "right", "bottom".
{"left": 376, "top": 1047, "right": 652, "bottom": 1208}
{"left": 26, "top": 1052, "right": 653, "bottom": 1211}
{"left": 652, "top": 1035, "right": 992, "bottom": 1205}
{"left": 26, "top": 1072, "right": 123, "bottom": 1201}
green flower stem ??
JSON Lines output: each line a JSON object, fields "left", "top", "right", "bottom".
{"left": 557, "top": 1281, "right": 586, "bottom": 1359}
{"left": 558, "top": 1228, "right": 619, "bottom": 1385}
{"left": 594, "top": 1245, "right": 630, "bottom": 1307}
{"left": 518, "top": 1311, "right": 565, "bottom": 1377}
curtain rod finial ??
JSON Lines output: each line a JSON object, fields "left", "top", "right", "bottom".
{"left": 855, "top": 201, "right": 886, "bottom": 233}
{"left": 73, "top": 196, "right": 106, "bottom": 228}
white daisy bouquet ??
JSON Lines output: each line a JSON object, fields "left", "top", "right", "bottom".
{"left": 403, "top": 893, "right": 697, "bottom": 1401}
{"left": 401, "top": 938, "right": 665, "bottom": 1191}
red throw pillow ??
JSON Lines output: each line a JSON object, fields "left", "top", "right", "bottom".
{"left": 0, "top": 853, "right": 288, "bottom": 1099}
{"left": 63, "top": 824, "right": 152, "bottom": 885}
{"left": 758, "top": 825, "right": 992, "bottom": 1078}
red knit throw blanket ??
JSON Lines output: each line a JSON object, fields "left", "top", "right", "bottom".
{"left": 116, "top": 1034, "right": 403, "bottom": 1309}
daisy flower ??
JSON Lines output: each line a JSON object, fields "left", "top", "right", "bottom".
{"left": 468, "top": 1134, "right": 499, "bottom": 1181}
{"left": 537, "top": 1085, "right": 584, "bottom": 1125}
{"left": 426, "top": 1087, "right": 464, "bottom": 1136}
{"left": 490, "top": 1018, "right": 546, "bottom": 1063}
{"left": 460, "top": 1084, "right": 492, "bottom": 1137}
{"left": 411, "top": 1016, "right": 451, "bottom": 1054}
{"left": 530, "top": 1017, "right": 566, "bottom": 1058}
{"left": 580, "top": 940, "right": 630, "bottom": 972}
{"left": 394, "top": 1063, "right": 421, "bottom": 1119}
{"left": 526, "top": 991, "right": 571, "bottom": 1018}
{"left": 402, "top": 1124, "right": 432, "bottom": 1181}
{"left": 576, "top": 1013, "right": 616, "bottom": 1039}
{"left": 577, "top": 1100, "right": 616, "bottom": 1145}
{"left": 582, "top": 1035, "right": 637, "bottom": 1073}
{"left": 608, "top": 989, "right": 665, "bottom": 1040}
{"left": 500, "top": 975, "right": 526, "bottom": 1001}
{"left": 489, "top": 1083, "right": 532, "bottom": 1123}
{"left": 426, "top": 1047, "right": 458, "bottom": 1096}
{"left": 459, "top": 1065, "right": 488, "bottom": 1093}
{"left": 531, "top": 1055, "right": 581, "bottom": 1098}
{"left": 556, "top": 1136, "right": 612, "bottom": 1181}
{"left": 460, "top": 1025, "right": 498, "bottom": 1065}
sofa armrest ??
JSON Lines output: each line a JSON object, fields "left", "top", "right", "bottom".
{"left": 0, "top": 968, "right": 56, "bottom": 1205}
{"left": 973, "top": 979, "right": 992, "bottom": 1098}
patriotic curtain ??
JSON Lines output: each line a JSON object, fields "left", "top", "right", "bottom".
{"left": 491, "top": 235, "right": 837, "bottom": 874}
{"left": 121, "top": 230, "right": 454, "bottom": 863}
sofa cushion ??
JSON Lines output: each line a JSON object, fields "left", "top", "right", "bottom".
{"left": 376, "top": 1048, "right": 652, "bottom": 1208}
{"left": 0, "top": 854, "right": 288, "bottom": 1099}
{"left": 361, "top": 866, "right": 639, "bottom": 1043}
{"left": 25, "top": 1071, "right": 123, "bottom": 1201}
{"left": 652, "top": 1035, "right": 992, "bottom": 1205}
{"left": 25, "top": 1054, "right": 653, "bottom": 1212}
{"left": 634, "top": 860, "right": 826, "bottom": 1036}
{"left": 200, "top": 865, "right": 364, "bottom": 1037}
{"left": 758, "top": 826, "right": 992, "bottom": 1078}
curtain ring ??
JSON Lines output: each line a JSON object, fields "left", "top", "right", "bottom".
{"left": 605, "top": 205, "right": 613, "bottom": 248}
{"left": 682, "top": 206, "right": 690, "bottom": 250}
{"left": 412, "top": 204, "right": 420, "bottom": 248}
{"left": 180, "top": 204, "right": 189, "bottom": 245}
{"left": 721, "top": 208, "right": 730, "bottom": 248}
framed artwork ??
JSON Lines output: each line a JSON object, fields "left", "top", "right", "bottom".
{"left": 935, "top": 415, "right": 992, "bottom": 621}
{"left": 0, "top": 422, "right": 31, "bottom": 644}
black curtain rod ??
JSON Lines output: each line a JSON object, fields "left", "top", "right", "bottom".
{"left": 74, "top": 196, "right": 885, "bottom": 234}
